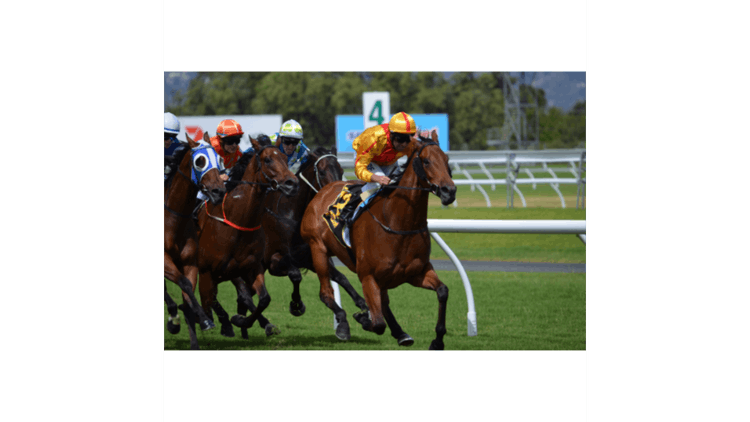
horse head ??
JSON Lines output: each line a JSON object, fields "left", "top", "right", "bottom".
{"left": 410, "top": 130, "right": 456, "bottom": 206}
{"left": 251, "top": 136, "right": 299, "bottom": 197}
{"left": 300, "top": 146, "right": 343, "bottom": 193}
{"left": 185, "top": 132, "right": 226, "bottom": 205}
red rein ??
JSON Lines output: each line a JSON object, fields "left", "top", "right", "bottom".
{"left": 205, "top": 194, "right": 261, "bottom": 232}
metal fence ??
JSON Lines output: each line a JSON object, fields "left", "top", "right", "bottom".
{"left": 337, "top": 149, "right": 586, "bottom": 209}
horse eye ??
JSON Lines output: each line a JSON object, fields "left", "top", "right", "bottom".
{"left": 264, "top": 157, "right": 272, "bottom": 164}
{"left": 423, "top": 158, "right": 430, "bottom": 166}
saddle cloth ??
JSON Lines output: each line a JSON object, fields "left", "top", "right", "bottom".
{"left": 322, "top": 184, "right": 365, "bottom": 248}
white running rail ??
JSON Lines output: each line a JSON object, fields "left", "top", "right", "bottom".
{"left": 331, "top": 219, "right": 586, "bottom": 338}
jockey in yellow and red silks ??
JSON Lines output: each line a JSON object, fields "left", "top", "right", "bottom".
{"left": 354, "top": 111, "right": 416, "bottom": 186}
{"left": 337, "top": 112, "right": 417, "bottom": 223}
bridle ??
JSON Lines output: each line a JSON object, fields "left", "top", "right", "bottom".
{"left": 201, "top": 144, "right": 288, "bottom": 231}
{"left": 297, "top": 153, "right": 338, "bottom": 193}
{"left": 366, "top": 141, "right": 450, "bottom": 235}
{"left": 226, "top": 144, "right": 283, "bottom": 192}
{"left": 381, "top": 141, "right": 445, "bottom": 195}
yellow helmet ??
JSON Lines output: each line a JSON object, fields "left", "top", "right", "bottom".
{"left": 388, "top": 112, "right": 416, "bottom": 134}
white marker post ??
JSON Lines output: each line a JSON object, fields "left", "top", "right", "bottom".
{"left": 362, "top": 92, "right": 390, "bottom": 130}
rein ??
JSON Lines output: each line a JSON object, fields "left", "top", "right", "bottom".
{"left": 366, "top": 208, "right": 428, "bottom": 235}
{"left": 203, "top": 194, "right": 261, "bottom": 232}
{"left": 164, "top": 203, "right": 192, "bottom": 219}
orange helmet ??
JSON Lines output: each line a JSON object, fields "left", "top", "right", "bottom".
{"left": 216, "top": 119, "right": 244, "bottom": 138}
{"left": 388, "top": 112, "right": 416, "bottom": 135}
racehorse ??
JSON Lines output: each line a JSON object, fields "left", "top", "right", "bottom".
{"left": 240, "top": 146, "right": 370, "bottom": 339}
{"left": 193, "top": 136, "right": 299, "bottom": 339}
{"left": 300, "top": 131, "right": 457, "bottom": 349}
{"left": 164, "top": 132, "right": 226, "bottom": 349}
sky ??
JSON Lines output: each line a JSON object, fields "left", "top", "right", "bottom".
{"left": 165, "top": 71, "right": 585, "bottom": 112}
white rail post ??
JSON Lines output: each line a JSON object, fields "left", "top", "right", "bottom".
{"left": 430, "top": 232, "right": 478, "bottom": 336}
{"left": 577, "top": 151, "right": 586, "bottom": 209}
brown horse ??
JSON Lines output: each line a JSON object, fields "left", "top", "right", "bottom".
{"left": 242, "top": 146, "right": 370, "bottom": 338}
{"left": 300, "top": 131, "right": 456, "bottom": 349}
{"left": 194, "top": 136, "right": 299, "bottom": 339}
{"left": 164, "top": 132, "right": 226, "bottom": 349}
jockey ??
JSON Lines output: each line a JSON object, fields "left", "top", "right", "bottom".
{"left": 209, "top": 119, "right": 244, "bottom": 179}
{"left": 194, "top": 119, "right": 243, "bottom": 213}
{"left": 270, "top": 119, "right": 310, "bottom": 172}
{"left": 326, "top": 112, "right": 416, "bottom": 227}
{"left": 164, "top": 112, "right": 183, "bottom": 181}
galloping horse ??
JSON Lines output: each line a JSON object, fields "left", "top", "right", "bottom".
{"left": 251, "top": 146, "right": 370, "bottom": 339}
{"left": 164, "top": 133, "right": 226, "bottom": 349}
{"left": 300, "top": 131, "right": 456, "bottom": 349}
{"left": 194, "top": 136, "right": 299, "bottom": 338}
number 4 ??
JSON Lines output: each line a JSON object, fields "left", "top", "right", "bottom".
{"left": 369, "top": 100, "right": 384, "bottom": 125}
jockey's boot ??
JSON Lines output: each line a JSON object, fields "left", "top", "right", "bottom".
{"left": 349, "top": 185, "right": 380, "bottom": 223}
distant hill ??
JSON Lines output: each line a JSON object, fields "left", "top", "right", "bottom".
{"left": 164, "top": 72, "right": 196, "bottom": 108}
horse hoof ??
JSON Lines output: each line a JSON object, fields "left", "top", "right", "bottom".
{"left": 200, "top": 319, "right": 216, "bottom": 331}
{"left": 220, "top": 324, "right": 235, "bottom": 338}
{"left": 289, "top": 301, "right": 306, "bottom": 317}
{"left": 166, "top": 321, "right": 181, "bottom": 335}
{"left": 353, "top": 310, "right": 372, "bottom": 330}
{"left": 265, "top": 325, "right": 281, "bottom": 337}
{"left": 335, "top": 323, "right": 351, "bottom": 341}
{"left": 241, "top": 328, "right": 249, "bottom": 339}
{"left": 428, "top": 340, "right": 444, "bottom": 350}
{"left": 397, "top": 334, "right": 414, "bottom": 347}
{"left": 230, "top": 315, "right": 254, "bottom": 329}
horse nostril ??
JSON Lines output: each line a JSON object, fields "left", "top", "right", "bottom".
{"left": 284, "top": 179, "right": 296, "bottom": 187}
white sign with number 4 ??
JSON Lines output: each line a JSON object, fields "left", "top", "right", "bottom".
{"left": 362, "top": 92, "right": 390, "bottom": 130}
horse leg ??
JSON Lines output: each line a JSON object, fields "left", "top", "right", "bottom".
{"left": 329, "top": 261, "right": 370, "bottom": 330}
{"left": 310, "top": 247, "right": 350, "bottom": 340}
{"left": 287, "top": 267, "right": 306, "bottom": 317}
{"left": 210, "top": 299, "right": 236, "bottom": 338}
{"left": 413, "top": 266, "right": 449, "bottom": 350}
{"left": 381, "top": 292, "right": 414, "bottom": 347}
{"left": 358, "top": 274, "right": 386, "bottom": 335}
{"left": 231, "top": 277, "right": 280, "bottom": 337}
{"left": 165, "top": 255, "right": 215, "bottom": 331}
{"left": 230, "top": 271, "right": 271, "bottom": 329}
{"left": 164, "top": 282, "right": 181, "bottom": 334}
{"left": 198, "top": 271, "right": 220, "bottom": 335}
{"left": 178, "top": 302, "right": 200, "bottom": 350}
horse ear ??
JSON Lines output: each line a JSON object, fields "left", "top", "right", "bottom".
{"left": 331, "top": 145, "right": 337, "bottom": 155}
{"left": 251, "top": 137, "right": 261, "bottom": 151}
{"left": 186, "top": 132, "right": 198, "bottom": 148}
{"left": 203, "top": 131, "right": 211, "bottom": 144}
{"left": 431, "top": 129, "right": 438, "bottom": 144}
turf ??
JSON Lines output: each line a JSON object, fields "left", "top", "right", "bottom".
{"left": 164, "top": 268, "right": 585, "bottom": 351}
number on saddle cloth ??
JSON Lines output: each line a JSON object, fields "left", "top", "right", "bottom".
{"left": 322, "top": 184, "right": 365, "bottom": 248}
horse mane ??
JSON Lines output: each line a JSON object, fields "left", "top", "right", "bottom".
{"left": 225, "top": 134, "right": 273, "bottom": 192}
{"left": 164, "top": 142, "right": 191, "bottom": 183}
{"left": 226, "top": 150, "right": 255, "bottom": 192}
